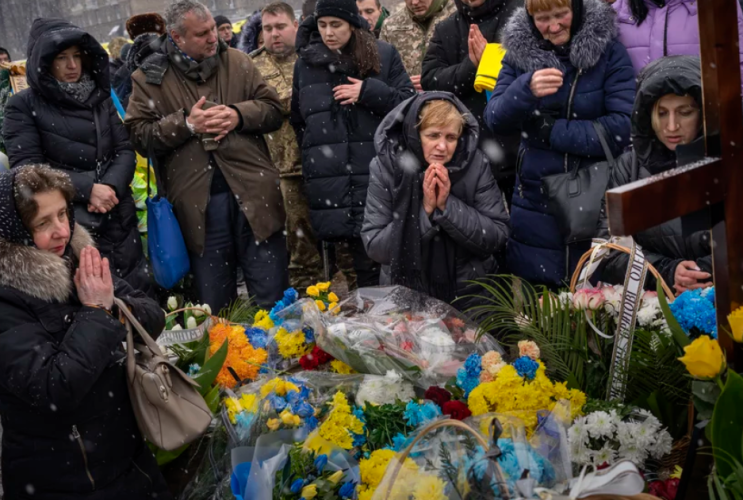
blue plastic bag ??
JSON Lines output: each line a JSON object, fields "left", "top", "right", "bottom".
{"left": 147, "top": 195, "right": 190, "bottom": 289}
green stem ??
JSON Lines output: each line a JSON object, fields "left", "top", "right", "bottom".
{"left": 716, "top": 375, "right": 726, "bottom": 391}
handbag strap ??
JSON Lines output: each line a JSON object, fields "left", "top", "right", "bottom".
{"left": 115, "top": 297, "right": 165, "bottom": 356}
{"left": 592, "top": 121, "right": 616, "bottom": 168}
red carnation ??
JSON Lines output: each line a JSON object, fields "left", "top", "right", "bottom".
{"left": 442, "top": 401, "right": 471, "bottom": 420}
{"left": 649, "top": 478, "right": 679, "bottom": 500}
{"left": 299, "top": 346, "right": 333, "bottom": 370}
{"left": 425, "top": 386, "right": 452, "bottom": 408}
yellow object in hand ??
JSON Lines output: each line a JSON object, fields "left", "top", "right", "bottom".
{"left": 474, "top": 43, "right": 507, "bottom": 93}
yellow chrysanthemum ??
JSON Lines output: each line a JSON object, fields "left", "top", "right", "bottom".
{"left": 275, "top": 327, "right": 312, "bottom": 359}
{"left": 317, "top": 391, "right": 364, "bottom": 449}
{"left": 412, "top": 474, "right": 447, "bottom": 500}
{"left": 330, "top": 360, "right": 356, "bottom": 374}
{"left": 252, "top": 310, "right": 275, "bottom": 331}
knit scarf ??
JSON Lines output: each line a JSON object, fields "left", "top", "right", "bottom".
{"left": 166, "top": 35, "right": 225, "bottom": 82}
{"left": 57, "top": 72, "right": 96, "bottom": 103}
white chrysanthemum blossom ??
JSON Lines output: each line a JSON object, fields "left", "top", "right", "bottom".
{"left": 568, "top": 418, "right": 589, "bottom": 446}
{"left": 592, "top": 443, "right": 617, "bottom": 466}
{"left": 557, "top": 292, "right": 574, "bottom": 308}
{"left": 618, "top": 440, "right": 649, "bottom": 466}
{"left": 356, "top": 372, "right": 415, "bottom": 407}
{"left": 650, "top": 428, "right": 673, "bottom": 459}
{"left": 586, "top": 411, "right": 616, "bottom": 439}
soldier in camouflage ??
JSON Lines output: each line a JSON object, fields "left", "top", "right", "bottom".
{"left": 251, "top": 2, "right": 323, "bottom": 289}
{"left": 380, "top": 0, "right": 456, "bottom": 91}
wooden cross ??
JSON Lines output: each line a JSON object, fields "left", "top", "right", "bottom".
{"left": 605, "top": 0, "right": 743, "bottom": 365}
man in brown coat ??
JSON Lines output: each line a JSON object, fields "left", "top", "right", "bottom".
{"left": 125, "top": 0, "right": 287, "bottom": 311}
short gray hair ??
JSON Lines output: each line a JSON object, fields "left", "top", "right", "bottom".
{"left": 165, "top": 0, "right": 211, "bottom": 34}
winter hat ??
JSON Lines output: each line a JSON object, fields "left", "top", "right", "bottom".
{"left": 214, "top": 15, "right": 232, "bottom": 28}
{"left": 315, "top": 0, "right": 364, "bottom": 28}
{"left": 126, "top": 13, "right": 166, "bottom": 39}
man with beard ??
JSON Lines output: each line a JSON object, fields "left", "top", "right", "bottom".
{"left": 251, "top": 1, "right": 323, "bottom": 289}
{"left": 380, "top": 0, "right": 455, "bottom": 92}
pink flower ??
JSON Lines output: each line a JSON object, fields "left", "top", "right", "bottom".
{"left": 573, "top": 289, "right": 605, "bottom": 310}
{"left": 518, "top": 340, "right": 541, "bottom": 360}
{"left": 643, "top": 290, "right": 658, "bottom": 300}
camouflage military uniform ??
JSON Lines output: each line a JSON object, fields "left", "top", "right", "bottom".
{"left": 251, "top": 47, "right": 324, "bottom": 289}
{"left": 380, "top": 0, "right": 457, "bottom": 77}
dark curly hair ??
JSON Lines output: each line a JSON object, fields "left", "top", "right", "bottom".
{"left": 14, "top": 165, "right": 75, "bottom": 232}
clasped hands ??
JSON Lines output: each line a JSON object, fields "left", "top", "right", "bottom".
{"left": 75, "top": 246, "right": 114, "bottom": 310}
{"left": 422, "top": 164, "right": 451, "bottom": 216}
{"left": 187, "top": 96, "right": 240, "bottom": 142}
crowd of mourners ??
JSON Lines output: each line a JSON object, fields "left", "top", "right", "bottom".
{"left": 0, "top": 0, "right": 737, "bottom": 497}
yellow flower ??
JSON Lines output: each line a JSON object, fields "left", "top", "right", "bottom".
{"left": 671, "top": 465, "right": 683, "bottom": 480}
{"left": 252, "top": 310, "right": 274, "bottom": 331}
{"left": 328, "top": 302, "right": 340, "bottom": 315}
{"left": 301, "top": 484, "right": 318, "bottom": 500}
{"left": 679, "top": 335, "right": 725, "bottom": 379}
{"left": 330, "top": 360, "right": 356, "bottom": 374}
{"left": 328, "top": 292, "right": 339, "bottom": 303}
{"left": 728, "top": 306, "right": 743, "bottom": 343}
{"left": 318, "top": 391, "right": 365, "bottom": 449}
{"left": 327, "top": 470, "right": 344, "bottom": 484}
{"left": 307, "top": 286, "right": 320, "bottom": 297}
{"left": 239, "top": 393, "right": 258, "bottom": 413}
{"left": 413, "top": 474, "right": 447, "bottom": 500}
{"left": 315, "top": 300, "right": 327, "bottom": 312}
{"left": 317, "top": 282, "right": 331, "bottom": 292}
{"left": 266, "top": 418, "right": 280, "bottom": 431}
{"left": 275, "top": 328, "right": 312, "bottom": 359}
{"left": 280, "top": 409, "right": 299, "bottom": 426}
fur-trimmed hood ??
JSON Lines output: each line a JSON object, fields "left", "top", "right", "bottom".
{"left": 0, "top": 224, "right": 94, "bottom": 303}
{"left": 502, "top": 0, "right": 617, "bottom": 72}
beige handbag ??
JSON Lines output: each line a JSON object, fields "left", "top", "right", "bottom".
{"left": 116, "top": 297, "right": 212, "bottom": 451}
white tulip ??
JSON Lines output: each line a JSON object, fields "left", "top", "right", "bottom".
{"left": 202, "top": 304, "right": 212, "bottom": 316}
{"left": 171, "top": 323, "right": 183, "bottom": 331}
{"left": 192, "top": 305, "right": 205, "bottom": 318}
{"left": 186, "top": 316, "right": 198, "bottom": 329}
{"left": 167, "top": 296, "right": 178, "bottom": 311}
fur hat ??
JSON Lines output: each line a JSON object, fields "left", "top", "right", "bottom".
{"left": 315, "top": 0, "right": 364, "bottom": 28}
{"left": 126, "top": 13, "right": 166, "bottom": 39}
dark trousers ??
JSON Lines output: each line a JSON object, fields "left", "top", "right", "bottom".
{"left": 342, "top": 237, "right": 380, "bottom": 288}
{"left": 189, "top": 191, "right": 288, "bottom": 312}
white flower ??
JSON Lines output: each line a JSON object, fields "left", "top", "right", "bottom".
{"left": 618, "top": 440, "right": 649, "bottom": 466}
{"left": 586, "top": 411, "right": 616, "bottom": 439}
{"left": 167, "top": 296, "right": 178, "bottom": 311}
{"left": 568, "top": 418, "right": 589, "bottom": 447}
{"left": 356, "top": 373, "right": 415, "bottom": 407}
{"left": 636, "top": 303, "right": 660, "bottom": 327}
{"left": 192, "top": 305, "right": 205, "bottom": 318}
{"left": 569, "top": 435, "right": 592, "bottom": 466}
{"left": 650, "top": 429, "right": 673, "bottom": 459}
{"left": 557, "top": 292, "right": 574, "bottom": 307}
{"left": 592, "top": 443, "right": 617, "bottom": 467}
{"left": 186, "top": 316, "right": 198, "bottom": 329}
{"left": 202, "top": 304, "right": 212, "bottom": 316}
{"left": 171, "top": 323, "right": 183, "bottom": 331}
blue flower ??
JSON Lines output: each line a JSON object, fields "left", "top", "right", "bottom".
{"left": 513, "top": 356, "right": 539, "bottom": 380}
{"left": 293, "top": 401, "right": 315, "bottom": 419}
{"left": 352, "top": 431, "right": 367, "bottom": 447}
{"left": 464, "top": 353, "right": 482, "bottom": 377}
{"left": 464, "top": 446, "right": 488, "bottom": 481}
{"left": 187, "top": 363, "right": 201, "bottom": 377}
{"left": 304, "top": 416, "right": 319, "bottom": 431}
{"left": 404, "top": 401, "right": 442, "bottom": 427}
{"left": 314, "top": 454, "right": 328, "bottom": 473}
{"left": 290, "top": 478, "right": 304, "bottom": 494}
{"left": 303, "top": 327, "right": 315, "bottom": 344}
{"left": 245, "top": 327, "right": 269, "bottom": 349}
{"left": 339, "top": 481, "right": 356, "bottom": 499}
{"left": 267, "top": 394, "right": 287, "bottom": 411}
{"left": 391, "top": 433, "right": 410, "bottom": 452}
{"left": 284, "top": 288, "right": 299, "bottom": 304}
{"left": 670, "top": 287, "right": 718, "bottom": 337}
{"left": 456, "top": 367, "right": 481, "bottom": 397}
{"left": 352, "top": 406, "right": 366, "bottom": 423}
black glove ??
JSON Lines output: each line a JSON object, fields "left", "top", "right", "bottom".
{"left": 522, "top": 113, "right": 556, "bottom": 148}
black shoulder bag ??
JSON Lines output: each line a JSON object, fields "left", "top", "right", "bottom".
{"left": 541, "top": 121, "right": 616, "bottom": 245}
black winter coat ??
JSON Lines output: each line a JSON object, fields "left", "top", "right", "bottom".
{"left": 2, "top": 18, "right": 150, "bottom": 293}
{"left": 597, "top": 56, "right": 712, "bottom": 290}
{"left": 290, "top": 17, "right": 416, "bottom": 241}
{"left": 421, "top": 0, "right": 521, "bottom": 182}
{"left": 113, "top": 33, "right": 160, "bottom": 111}
{"left": 362, "top": 92, "right": 510, "bottom": 306}
{"left": 0, "top": 172, "right": 169, "bottom": 499}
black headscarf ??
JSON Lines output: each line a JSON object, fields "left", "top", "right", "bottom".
{"left": 527, "top": 0, "right": 585, "bottom": 56}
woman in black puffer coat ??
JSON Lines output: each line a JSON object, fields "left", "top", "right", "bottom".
{"left": 0, "top": 165, "right": 169, "bottom": 500}
{"left": 2, "top": 18, "right": 151, "bottom": 294}
{"left": 362, "top": 92, "right": 510, "bottom": 310}
{"left": 597, "top": 56, "right": 712, "bottom": 293}
{"left": 290, "top": 0, "right": 415, "bottom": 287}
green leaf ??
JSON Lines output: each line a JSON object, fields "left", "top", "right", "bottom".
{"left": 148, "top": 441, "right": 190, "bottom": 466}
{"left": 657, "top": 279, "right": 689, "bottom": 348}
{"left": 694, "top": 379, "right": 722, "bottom": 404}
{"left": 192, "top": 338, "right": 228, "bottom": 396}
{"left": 205, "top": 384, "right": 222, "bottom": 414}
{"left": 711, "top": 371, "right": 743, "bottom": 478}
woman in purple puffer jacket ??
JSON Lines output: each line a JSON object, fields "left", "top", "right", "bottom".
{"left": 612, "top": 0, "right": 743, "bottom": 79}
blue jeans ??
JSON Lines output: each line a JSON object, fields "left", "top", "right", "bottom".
{"left": 189, "top": 190, "right": 288, "bottom": 312}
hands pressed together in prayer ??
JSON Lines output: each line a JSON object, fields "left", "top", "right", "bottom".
{"left": 75, "top": 246, "right": 114, "bottom": 310}
{"left": 187, "top": 96, "right": 241, "bottom": 142}
{"left": 422, "top": 163, "right": 451, "bottom": 216}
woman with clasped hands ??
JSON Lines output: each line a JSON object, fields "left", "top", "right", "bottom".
{"left": 0, "top": 165, "right": 170, "bottom": 499}
{"left": 484, "top": 0, "right": 635, "bottom": 287}
{"left": 362, "top": 92, "right": 510, "bottom": 310}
